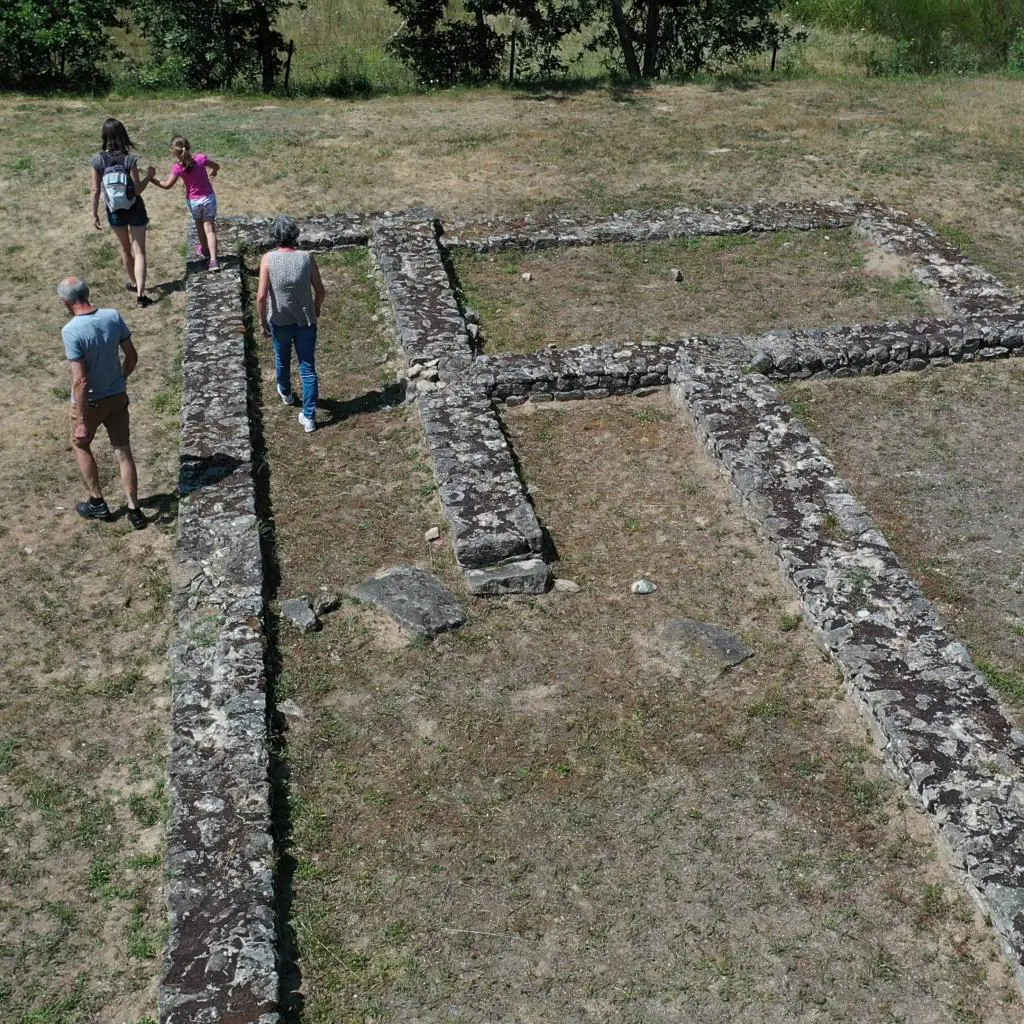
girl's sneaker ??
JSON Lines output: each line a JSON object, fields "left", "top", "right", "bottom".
{"left": 277, "top": 385, "right": 296, "bottom": 406}
{"left": 194, "top": 244, "right": 209, "bottom": 260}
{"left": 209, "top": 260, "right": 221, "bottom": 272}
{"left": 298, "top": 412, "right": 316, "bottom": 433}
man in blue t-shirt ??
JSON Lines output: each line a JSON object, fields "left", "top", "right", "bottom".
{"left": 59, "top": 276, "right": 146, "bottom": 529}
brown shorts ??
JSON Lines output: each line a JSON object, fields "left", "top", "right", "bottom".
{"left": 72, "top": 392, "right": 130, "bottom": 449}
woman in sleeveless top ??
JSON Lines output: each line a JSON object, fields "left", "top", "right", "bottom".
{"left": 257, "top": 215, "right": 326, "bottom": 432}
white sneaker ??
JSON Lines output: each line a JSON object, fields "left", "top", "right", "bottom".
{"left": 277, "top": 385, "right": 296, "bottom": 406}
{"left": 298, "top": 412, "right": 316, "bottom": 433}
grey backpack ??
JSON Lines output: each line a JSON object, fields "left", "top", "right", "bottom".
{"left": 101, "top": 154, "right": 135, "bottom": 212}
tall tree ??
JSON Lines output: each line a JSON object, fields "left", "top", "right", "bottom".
{"left": 595, "top": 0, "right": 795, "bottom": 80}
{"left": 386, "top": 0, "right": 591, "bottom": 86}
{"left": 131, "top": 0, "right": 289, "bottom": 90}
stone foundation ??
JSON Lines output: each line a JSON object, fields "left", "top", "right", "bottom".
{"left": 163, "top": 243, "right": 278, "bottom": 1024}
{"left": 164, "top": 201, "right": 1024, "bottom": 1018}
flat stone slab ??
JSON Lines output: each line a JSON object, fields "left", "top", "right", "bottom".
{"left": 660, "top": 618, "right": 752, "bottom": 672}
{"left": 349, "top": 566, "right": 467, "bottom": 638}
{"left": 464, "top": 558, "right": 551, "bottom": 596}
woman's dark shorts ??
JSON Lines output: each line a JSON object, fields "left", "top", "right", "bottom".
{"left": 107, "top": 196, "right": 150, "bottom": 229}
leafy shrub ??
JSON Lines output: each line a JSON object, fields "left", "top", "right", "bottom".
{"left": 791, "top": 0, "right": 1024, "bottom": 73}
{"left": 0, "top": 0, "right": 117, "bottom": 91}
{"left": 1008, "top": 28, "right": 1024, "bottom": 74}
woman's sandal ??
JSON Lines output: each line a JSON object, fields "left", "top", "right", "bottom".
{"left": 126, "top": 506, "right": 147, "bottom": 531}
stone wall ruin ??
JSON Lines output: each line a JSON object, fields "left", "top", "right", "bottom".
{"left": 167, "top": 201, "right": 1024, "bottom": 1020}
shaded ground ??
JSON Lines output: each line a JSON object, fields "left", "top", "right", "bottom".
{"left": 783, "top": 360, "right": 1024, "bottom": 711}
{"left": 258, "top": 256, "right": 1017, "bottom": 1022}
{"left": 452, "top": 229, "right": 941, "bottom": 353}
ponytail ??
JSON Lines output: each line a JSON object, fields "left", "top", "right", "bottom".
{"left": 170, "top": 135, "right": 195, "bottom": 172}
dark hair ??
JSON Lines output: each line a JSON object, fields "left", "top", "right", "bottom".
{"left": 271, "top": 215, "right": 301, "bottom": 247}
{"left": 101, "top": 118, "right": 134, "bottom": 155}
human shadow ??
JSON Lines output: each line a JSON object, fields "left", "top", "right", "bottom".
{"left": 139, "top": 489, "right": 179, "bottom": 526}
{"left": 179, "top": 453, "right": 245, "bottom": 495}
{"left": 315, "top": 380, "right": 407, "bottom": 428}
{"left": 150, "top": 276, "right": 187, "bottom": 299}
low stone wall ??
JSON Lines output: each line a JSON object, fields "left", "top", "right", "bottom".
{"left": 465, "top": 338, "right": 748, "bottom": 402}
{"left": 746, "top": 313, "right": 1024, "bottom": 380}
{"left": 853, "top": 207, "right": 1016, "bottom": 315}
{"left": 441, "top": 201, "right": 857, "bottom": 252}
{"left": 670, "top": 358, "right": 1024, "bottom": 990}
{"left": 219, "top": 213, "right": 370, "bottom": 252}
{"left": 162, "top": 203, "right": 1024, "bottom": 1015}
{"left": 369, "top": 216, "right": 548, "bottom": 589}
{"left": 417, "top": 383, "right": 544, "bottom": 569}
{"left": 163, "top": 246, "right": 279, "bottom": 1024}
{"left": 370, "top": 215, "right": 472, "bottom": 367}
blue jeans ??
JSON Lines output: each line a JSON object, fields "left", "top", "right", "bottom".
{"left": 272, "top": 324, "right": 318, "bottom": 420}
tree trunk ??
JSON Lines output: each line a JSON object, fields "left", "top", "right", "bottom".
{"left": 254, "top": 2, "right": 276, "bottom": 92}
{"left": 642, "top": 0, "right": 660, "bottom": 78}
{"left": 610, "top": 0, "right": 643, "bottom": 79}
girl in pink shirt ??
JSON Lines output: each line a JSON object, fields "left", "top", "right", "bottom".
{"left": 149, "top": 136, "right": 222, "bottom": 270}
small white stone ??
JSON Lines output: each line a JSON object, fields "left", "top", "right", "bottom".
{"left": 407, "top": 363, "right": 423, "bottom": 379}
{"left": 521, "top": 272, "right": 533, "bottom": 282}
{"left": 631, "top": 579, "right": 657, "bottom": 595}
{"left": 424, "top": 527, "right": 441, "bottom": 542}
{"left": 553, "top": 578, "right": 582, "bottom": 594}
{"left": 277, "top": 699, "right": 304, "bottom": 719}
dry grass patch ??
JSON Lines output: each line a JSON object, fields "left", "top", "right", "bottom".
{"left": 451, "top": 229, "right": 941, "bottom": 353}
{"left": 265, "top": 342, "right": 1017, "bottom": 1021}
{"left": 0, "top": 148, "right": 183, "bottom": 1024}
{"left": 783, "top": 361, "right": 1024, "bottom": 715}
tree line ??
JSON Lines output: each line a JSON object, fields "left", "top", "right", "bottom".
{"left": 3, "top": 0, "right": 1024, "bottom": 93}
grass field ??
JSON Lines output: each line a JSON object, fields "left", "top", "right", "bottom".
{"left": 3, "top": 74, "right": 1024, "bottom": 1021}
{"left": 452, "top": 228, "right": 941, "bottom": 353}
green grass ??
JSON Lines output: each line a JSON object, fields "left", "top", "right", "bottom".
{"left": 978, "top": 660, "right": 1024, "bottom": 703}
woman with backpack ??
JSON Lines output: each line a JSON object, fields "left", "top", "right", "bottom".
{"left": 90, "top": 118, "right": 155, "bottom": 308}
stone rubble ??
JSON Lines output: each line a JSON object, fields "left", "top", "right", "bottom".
{"left": 279, "top": 597, "right": 320, "bottom": 633}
